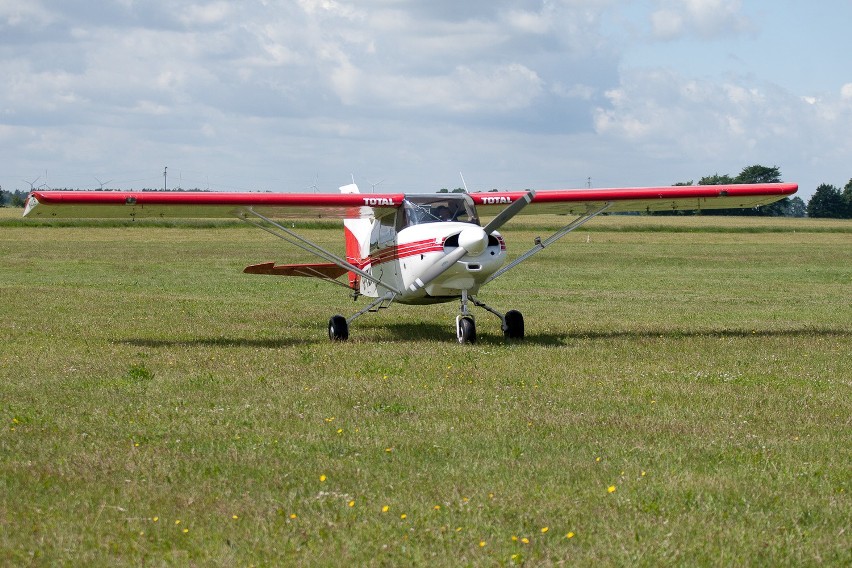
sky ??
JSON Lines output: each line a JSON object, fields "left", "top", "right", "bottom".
{"left": 2, "top": 0, "right": 851, "bottom": 200}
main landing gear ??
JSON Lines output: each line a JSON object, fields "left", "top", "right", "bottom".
{"left": 327, "top": 291, "right": 524, "bottom": 344}
{"left": 454, "top": 290, "right": 524, "bottom": 345}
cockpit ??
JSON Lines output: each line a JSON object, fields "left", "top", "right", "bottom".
{"left": 401, "top": 194, "right": 479, "bottom": 227}
{"left": 370, "top": 194, "right": 482, "bottom": 254}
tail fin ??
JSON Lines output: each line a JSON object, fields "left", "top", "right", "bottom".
{"left": 340, "top": 183, "right": 371, "bottom": 290}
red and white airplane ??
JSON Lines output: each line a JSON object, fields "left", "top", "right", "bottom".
{"left": 24, "top": 181, "right": 796, "bottom": 343}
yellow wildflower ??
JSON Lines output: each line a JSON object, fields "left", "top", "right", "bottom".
{"left": 521, "top": 537, "right": 529, "bottom": 544}
{"left": 479, "top": 540, "right": 486, "bottom": 547}
{"left": 608, "top": 485, "right": 616, "bottom": 493}
{"left": 320, "top": 474, "right": 327, "bottom": 482}
{"left": 382, "top": 505, "right": 389, "bottom": 513}
{"left": 348, "top": 500, "right": 355, "bottom": 507}
{"left": 566, "top": 532, "right": 575, "bottom": 539}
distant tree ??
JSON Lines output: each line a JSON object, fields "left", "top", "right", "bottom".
{"left": 10, "top": 190, "right": 27, "bottom": 207}
{"left": 438, "top": 188, "right": 449, "bottom": 193}
{"left": 451, "top": 188, "right": 465, "bottom": 193}
{"left": 842, "top": 179, "right": 852, "bottom": 218}
{"left": 786, "top": 196, "right": 807, "bottom": 218}
{"left": 806, "top": 184, "right": 845, "bottom": 218}
{"left": 673, "top": 181, "right": 693, "bottom": 186}
{"left": 698, "top": 173, "right": 735, "bottom": 185}
{"left": 734, "top": 164, "right": 782, "bottom": 184}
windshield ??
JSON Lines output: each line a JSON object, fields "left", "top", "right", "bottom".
{"left": 402, "top": 195, "right": 479, "bottom": 227}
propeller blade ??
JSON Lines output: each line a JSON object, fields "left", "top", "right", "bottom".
{"left": 407, "top": 246, "right": 468, "bottom": 293}
{"left": 482, "top": 190, "right": 535, "bottom": 234}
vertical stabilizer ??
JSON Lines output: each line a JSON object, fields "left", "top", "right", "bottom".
{"left": 341, "top": 183, "right": 370, "bottom": 290}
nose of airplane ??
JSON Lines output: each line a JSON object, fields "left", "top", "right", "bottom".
{"left": 457, "top": 226, "right": 488, "bottom": 256}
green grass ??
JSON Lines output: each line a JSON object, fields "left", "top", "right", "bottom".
{"left": 1, "top": 214, "right": 850, "bottom": 566}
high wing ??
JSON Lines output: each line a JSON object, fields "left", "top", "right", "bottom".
{"left": 470, "top": 183, "right": 798, "bottom": 216}
{"left": 23, "top": 190, "right": 403, "bottom": 220}
{"left": 24, "top": 183, "right": 797, "bottom": 220}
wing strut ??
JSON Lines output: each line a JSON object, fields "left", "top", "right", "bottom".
{"left": 237, "top": 208, "right": 403, "bottom": 295}
{"left": 484, "top": 201, "right": 613, "bottom": 285}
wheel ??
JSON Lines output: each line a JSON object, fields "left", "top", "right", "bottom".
{"left": 328, "top": 315, "right": 349, "bottom": 341}
{"left": 503, "top": 310, "right": 524, "bottom": 339}
{"left": 456, "top": 316, "right": 476, "bottom": 344}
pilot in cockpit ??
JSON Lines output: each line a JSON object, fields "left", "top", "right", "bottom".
{"left": 434, "top": 205, "right": 454, "bottom": 221}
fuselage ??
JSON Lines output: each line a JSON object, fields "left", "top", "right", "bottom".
{"left": 346, "top": 194, "right": 507, "bottom": 303}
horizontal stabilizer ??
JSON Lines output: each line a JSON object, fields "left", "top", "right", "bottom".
{"left": 244, "top": 262, "right": 348, "bottom": 279}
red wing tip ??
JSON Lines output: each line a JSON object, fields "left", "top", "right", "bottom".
{"left": 243, "top": 262, "right": 276, "bottom": 274}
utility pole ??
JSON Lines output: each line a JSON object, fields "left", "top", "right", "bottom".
{"left": 163, "top": 166, "right": 168, "bottom": 191}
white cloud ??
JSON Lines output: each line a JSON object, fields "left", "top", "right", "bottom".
{"left": 592, "top": 67, "right": 852, "bottom": 188}
{"left": 179, "top": 2, "right": 233, "bottom": 26}
{"left": 0, "top": 0, "right": 55, "bottom": 27}
{"left": 504, "top": 9, "right": 552, "bottom": 34}
{"left": 651, "top": 0, "right": 751, "bottom": 40}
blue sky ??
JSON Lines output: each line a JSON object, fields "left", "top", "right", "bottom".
{"left": 2, "top": 1, "right": 851, "bottom": 200}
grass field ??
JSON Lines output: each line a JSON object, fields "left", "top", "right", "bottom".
{"left": 1, "top": 208, "right": 850, "bottom": 565}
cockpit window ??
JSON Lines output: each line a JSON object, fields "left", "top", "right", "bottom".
{"left": 402, "top": 195, "right": 479, "bottom": 227}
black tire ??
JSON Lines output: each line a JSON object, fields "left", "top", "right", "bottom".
{"left": 503, "top": 310, "right": 524, "bottom": 340}
{"left": 457, "top": 316, "right": 476, "bottom": 344}
{"left": 328, "top": 315, "right": 349, "bottom": 341}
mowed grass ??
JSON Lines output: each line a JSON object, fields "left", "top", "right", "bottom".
{"left": 1, "top": 210, "right": 850, "bottom": 566}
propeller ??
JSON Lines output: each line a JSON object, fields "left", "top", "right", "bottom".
{"left": 407, "top": 191, "right": 535, "bottom": 293}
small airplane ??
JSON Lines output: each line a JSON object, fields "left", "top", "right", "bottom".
{"left": 24, "top": 181, "right": 797, "bottom": 343}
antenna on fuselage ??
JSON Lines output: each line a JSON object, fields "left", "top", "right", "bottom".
{"left": 459, "top": 172, "right": 469, "bottom": 193}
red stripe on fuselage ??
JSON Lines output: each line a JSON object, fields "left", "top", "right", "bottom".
{"left": 347, "top": 238, "right": 445, "bottom": 270}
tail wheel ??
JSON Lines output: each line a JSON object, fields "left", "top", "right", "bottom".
{"left": 328, "top": 315, "right": 349, "bottom": 341}
{"left": 503, "top": 310, "right": 524, "bottom": 339}
{"left": 457, "top": 316, "right": 476, "bottom": 344}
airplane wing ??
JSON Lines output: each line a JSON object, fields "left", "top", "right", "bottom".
{"left": 23, "top": 190, "right": 404, "bottom": 220}
{"left": 25, "top": 184, "right": 797, "bottom": 220}
{"left": 470, "top": 183, "right": 798, "bottom": 216}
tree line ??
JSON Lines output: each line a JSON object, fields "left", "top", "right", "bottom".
{"left": 4, "top": 167, "right": 852, "bottom": 218}
{"left": 663, "top": 164, "right": 851, "bottom": 218}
